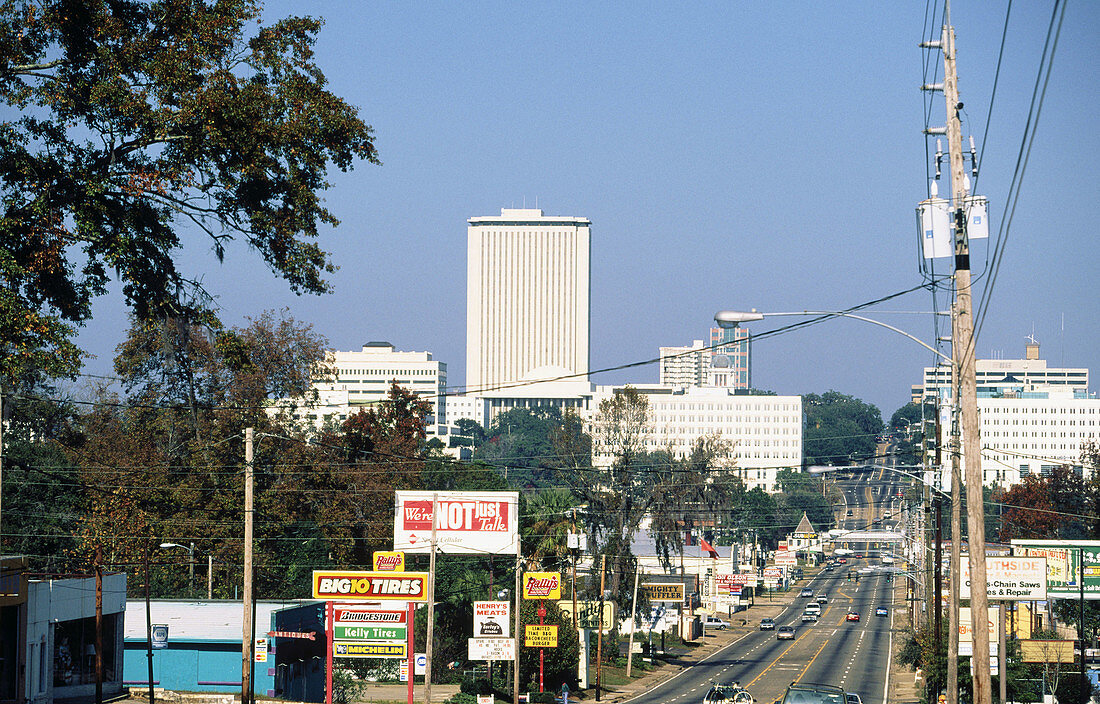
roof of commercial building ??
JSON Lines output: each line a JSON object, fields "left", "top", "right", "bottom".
{"left": 123, "top": 599, "right": 321, "bottom": 641}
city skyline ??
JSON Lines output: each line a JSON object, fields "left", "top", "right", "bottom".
{"left": 71, "top": 2, "right": 1099, "bottom": 420}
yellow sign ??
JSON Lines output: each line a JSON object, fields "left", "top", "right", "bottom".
{"left": 373, "top": 551, "right": 405, "bottom": 572}
{"left": 1020, "top": 639, "right": 1075, "bottom": 664}
{"left": 312, "top": 570, "right": 428, "bottom": 601}
{"left": 641, "top": 582, "right": 684, "bottom": 602}
{"left": 525, "top": 625, "right": 559, "bottom": 647}
{"left": 334, "top": 641, "right": 408, "bottom": 658}
{"left": 522, "top": 572, "right": 561, "bottom": 600}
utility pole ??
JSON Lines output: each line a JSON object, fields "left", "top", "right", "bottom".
{"left": 242, "top": 427, "right": 254, "bottom": 704}
{"left": 596, "top": 555, "right": 606, "bottom": 702}
{"left": 923, "top": 6, "right": 990, "bottom": 702}
{"left": 425, "top": 494, "right": 438, "bottom": 704}
{"left": 144, "top": 544, "right": 155, "bottom": 704}
{"left": 95, "top": 544, "right": 104, "bottom": 704}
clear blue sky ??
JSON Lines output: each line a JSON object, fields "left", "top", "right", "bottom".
{"left": 78, "top": 2, "right": 1099, "bottom": 420}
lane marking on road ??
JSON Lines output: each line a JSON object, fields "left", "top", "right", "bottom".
{"left": 793, "top": 638, "right": 830, "bottom": 683}
{"left": 745, "top": 632, "right": 809, "bottom": 688}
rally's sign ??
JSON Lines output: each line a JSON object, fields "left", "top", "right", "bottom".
{"left": 1012, "top": 540, "right": 1100, "bottom": 600}
{"left": 961, "top": 557, "right": 1046, "bottom": 600}
{"left": 474, "top": 601, "right": 510, "bottom": 638}
{"left": 522, "top": 572, "right": 561, "bottom": 600}
{"left": 394, "top": 491, "right": 519, "bottom": 555}
{"left": 312, "top": 571, "right": 428, "bottom": 601}
{"left": 373, "top": 551, "right": 405, "bottom": 572}
{"left": 641, "top": 582, "right": 684, "bottom": 603}
{"left": 334, "top": 641, "right": 407, "bottom": 658}
{"left": 469, "top": 637, "right": 517, "bottom": 661}
{"left": 525, "top": 625, "right": 558, "bottom": 647}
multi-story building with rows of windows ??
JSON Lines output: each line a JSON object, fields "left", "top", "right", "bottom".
{"left": 271, "top": 342, "right": 448, "bottom": 434}
{"left": 586, "top": 385, "right": 803, "bottom": 493}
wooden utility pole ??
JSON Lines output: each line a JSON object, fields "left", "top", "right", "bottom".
{"left": 948, "top": 436, "right": 962, "bottom": 704}
{"left": 625, "top": 569, "right": 640, "bottom": 677}
{"left": 144, "top": 544, "right": 155, "bottom": 704}
{"left": 513, "top": 542, "right": 522, "bottom": 704}
{"left": 242, "top": 427, "right": 254, "bottom": 704}
{"left": 95, "top": 544, "right": 104, "bottom": 704}
{"left": 932, "top": 497, "right": 943, "bottom": 701}
{"left": 425, "top": 494, "right": 438, "bottom": 704}
{"left": 596, "top": 555, "right": 606, "bottom": 701}
{"left": 940, "top": 13, "right": 991, "bottom": 703}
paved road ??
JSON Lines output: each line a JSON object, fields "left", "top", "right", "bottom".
{"left": 625, "top": 564, "right": 899, "bottom": 704}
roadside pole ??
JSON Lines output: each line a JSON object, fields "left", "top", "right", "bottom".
{"left": 625, "top": 569, "right": 640, "bottom": 677}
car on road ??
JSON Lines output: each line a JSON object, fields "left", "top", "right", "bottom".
{"left": 846, "top": 694, "right": 863, "bottom": 704}
{"left": 800, "top": 588, "right": 814, "bottom": 597}
{"left": 804, "top": 603, "right": 821, "bottom": 616}
{"left": 854, "top": 554, "right": 863, "bottom": 559}
{"left": 759, "top": 618, "right": 775, "bottom": 630}
{"left": 875, "top": 606, "right": 889, "bottom": 617}
{"left": 777, "top": 625, "right": 795, "bottom": 640}
{"left": 846, "top": 509, "right": 854, "bottom": 516}
{"left": 776, "top": 682, "right": 845, "bottom": 704}
{"left": 816, "top": 593, "right": 828, "bottom": 604}
{"left": 704, "top": 616, "right": 730, "bottom": 630}
{"left": 703, "top": 683, "right": 754, "bottom": 704}
{"left": 837, "top": 557, "right": 847, "bottom": 564}
{"left": 801, "top": 611, "right": 818, "bottom": 623}
{"left": 846, "top": 611, "right": 860, "bottom": 622}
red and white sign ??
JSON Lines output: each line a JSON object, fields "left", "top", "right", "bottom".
{"left": 373, "top": 551, "right": 405, "bottom": 571}
{"left": 775, "top": 550, "right": 797, "bottom": 566}
{"left": 394, "top": 491, "right": 519, "bottom": 555}
{"left": 334, "top": 608, "right": 407, "bottom": 625}
{"left": 728, "top": 574, "right": 758, "bottom": 586}
{"left": 473, "top": 601, "right": 510, "bottom": 638}
{"left": 763, "top": 566, "right": 783, "bottom": 579}
{"left": 312, "top": 571, "right": 429, "bottom": 601}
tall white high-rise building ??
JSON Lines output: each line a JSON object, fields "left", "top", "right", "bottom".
{"left": 659, "top": 340, "right": 707, "bottom": 386}
{"left": 466, "top": 208, "right": 591, "bottom": 393}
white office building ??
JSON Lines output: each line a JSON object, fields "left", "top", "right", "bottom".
{"left": 659, "top": 340, "right": 708, "bottom": 387}
{"left": 920, "top": 341, "right": 1088, "bottom": 403}
{"left": 586, "top": 385, "right": 803, "bottom": 493}
{"left": 466, "top": 208, "right": 590, "bottom": 394}
{"left": 938, "top": 387, "right": 1100, "bottom": 488}
{"left": 272, "top": 342, "right": 448, "bottom": 434}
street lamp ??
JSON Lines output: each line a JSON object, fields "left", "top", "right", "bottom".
{"left": 159, "top": 542, "right": 204, "bottom": 599}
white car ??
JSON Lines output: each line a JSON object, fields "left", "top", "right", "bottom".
{"left": 704, "top": 616, "right": 729, "bottom": 630}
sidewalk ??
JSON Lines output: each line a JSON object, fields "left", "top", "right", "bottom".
{"left": 885, "top": 577, "right": 921, "bottom": 704}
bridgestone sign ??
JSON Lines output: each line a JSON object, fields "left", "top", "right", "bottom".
{"left": 960, "top": 557, "right": 1047, "bottom": 600}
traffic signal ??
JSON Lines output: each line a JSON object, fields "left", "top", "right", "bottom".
{"left": 847, "top": 571, "right": 851, "bottom": 582}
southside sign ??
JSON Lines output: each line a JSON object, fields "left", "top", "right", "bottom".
{"left": 312, "top": 571, "right": 429, "bottom": 601}
{"left": 961, "top": 557, "right": 1047, "bottom": 600}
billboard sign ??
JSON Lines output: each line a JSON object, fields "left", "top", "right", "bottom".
{"left": 469, "top": 637, "right": 516, "bottom": 661}
{"left": 473, "top": 601, "right": 510, "bottom": 638}
{"left": 334, "top": 641, "right": 407, "bottom": 658}
{"left": 961, "top": 556, "right": 1046, "bottom": 600}
{"left": 522, "top": 572, "right": 561, "bottom": 600}
{"left": 312, "top": 570, "right": 429, "bottom": 601}
{"left": 373, "top": 551, "right": 405, "bottom": 571}
{"left": 1012, "top": 540, "right": 1100, "bottom": 599}
{"left": 641, "top": 583, "right": 684, "bottom": 603}
{"left": 525, "top": 625, "right": 558, "bottom": 647}
{"left": 1020, "top": 639, "right": 1075, "bottom": 664}
{"left": 394, "top": 491, "right": 519, "bottom": 555}
{"left": 556, "top": 600, "right": 615, "bottom": 630}
{"left": 959, "top": 606, "right": 999, "bottom": 643}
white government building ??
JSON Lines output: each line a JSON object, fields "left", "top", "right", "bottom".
{"left": 588, "top": 385, "right": 803, "bottom": 493}
{"left": 924, "top": 342, "right": 1098, "bottom": 488}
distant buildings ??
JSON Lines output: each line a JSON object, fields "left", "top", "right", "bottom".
{"left": 466, "top": 208, "right": 591, "bottom": 393}
{"left": 272, "top": 342, "right": 448, "bottom": 434}
{"left": 658, "top": 326, "right": 750, "bottom": 390}
{"left": 588, "top": 385, "right": 803, "bottom": 493}
{"left": 921, "top": 342, "right": 1099, "bottom": 488}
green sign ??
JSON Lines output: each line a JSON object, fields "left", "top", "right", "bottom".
{"left": 1011, "top": 540, "right": 1100, "bottom": 600}
{"left": 335, "top": 625, "right": 407, "bottom": 641}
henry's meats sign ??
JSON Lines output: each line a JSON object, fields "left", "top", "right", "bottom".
{"left": 312, "top": 571, "right": 429, "bottom": 601}
{"left": 394, "top": 491, "right": 519, "bottom": 555}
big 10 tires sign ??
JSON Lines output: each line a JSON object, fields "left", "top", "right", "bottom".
{"left": 394, "top": 491, "right": 520, "bottom": 555}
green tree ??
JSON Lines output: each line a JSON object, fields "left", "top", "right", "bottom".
{"left": 474, "top": 407, "right": 568, "bottom": 487}
{"left": 803, "top": 391, "right": 884, "bottom": 466}
{"left": 0, "top": 0, "right": 378, "bottom": 380}
{"left": 518, "top": 600, "right": 580, "bottom": 692}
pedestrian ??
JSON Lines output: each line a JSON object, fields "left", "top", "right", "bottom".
{"left": 561, "top": 681, "right": 570, "bottom": 704}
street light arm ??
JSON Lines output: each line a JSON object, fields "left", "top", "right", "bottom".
{"left": 713, "top": 309, "right": 952, "bottom": 364}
